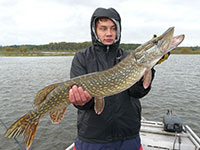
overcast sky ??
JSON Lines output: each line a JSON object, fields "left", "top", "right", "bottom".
{"left": 0, "top": 0, "right": 199, "bottom": 46}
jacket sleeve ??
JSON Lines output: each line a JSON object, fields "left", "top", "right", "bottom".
{"left": 70, "top": 51, "right": 94, "bottom": 110}
{"left": 128, "top": 68, "right": 155, "bottom": 98}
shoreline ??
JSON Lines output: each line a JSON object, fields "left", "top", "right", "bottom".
{"left": 0, "top": 53, "right": 199, "bottom": 57}
{"left": 0, "top": 52, "right": 75, "bottom": 57}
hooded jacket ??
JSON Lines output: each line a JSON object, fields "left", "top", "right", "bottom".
{"left": 70, "top": 7, "right": 155, "bottom": 143}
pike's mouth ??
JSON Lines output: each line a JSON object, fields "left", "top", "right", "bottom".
{"left": 164, "top": 34, "right": 185, "bottom": 54}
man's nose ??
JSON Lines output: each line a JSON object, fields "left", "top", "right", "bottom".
{"left": 106, "top": 29, "right": 112, "bottom": 36}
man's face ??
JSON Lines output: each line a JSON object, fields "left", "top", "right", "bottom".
{"left": 96, "top": 19, "right": 117, "bottom": 45}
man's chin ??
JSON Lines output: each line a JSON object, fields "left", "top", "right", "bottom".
{"left": 103, "top": 41, "right": 114, "bottom": 45}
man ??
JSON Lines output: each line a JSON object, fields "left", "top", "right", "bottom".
{"left": 69, "top": 7, "right": 155, "bottom": 150}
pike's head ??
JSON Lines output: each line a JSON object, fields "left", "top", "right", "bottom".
{"left": 134, "top": 27, "right": 185, "bottom": 68}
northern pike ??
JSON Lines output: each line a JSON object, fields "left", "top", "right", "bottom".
{"left": 4, "top": 27, "right": 184, "bottom": 150}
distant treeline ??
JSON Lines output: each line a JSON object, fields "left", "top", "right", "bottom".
{"left": 0, "top": 41, "right": 200, "bottom": 55}
{"left": 0, "top": 42, "right": 140, "bottom": 51}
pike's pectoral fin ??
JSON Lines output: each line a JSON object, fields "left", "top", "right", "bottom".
{"left": 143, "top": 70, "right": 152, "bottom": 89}
{"left": 34, "top": 83, "right": 60, "bottom": 107}
{"left": 94, "top": 97, "right": 105, "bottom": 115}
{"left": 49, "top": 107, "right": 67, "bottom": 124}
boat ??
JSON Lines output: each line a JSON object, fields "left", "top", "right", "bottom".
{"left": 140, "top": 119, "right": 200, "bottom": 150}
{"left": 65, "top": 117, "right": 200, "bottom": 150}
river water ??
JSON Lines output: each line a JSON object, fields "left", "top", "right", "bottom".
{"left": 0, "top": 55, "right": 199, "bottom": 150}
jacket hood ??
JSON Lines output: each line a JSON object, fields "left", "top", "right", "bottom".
{"left": 90, "top": 7, "right": 121, "bottom": 49}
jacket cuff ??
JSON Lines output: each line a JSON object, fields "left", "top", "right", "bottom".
{"left": 73, "top": 98, "right": 94, "bottom": 110}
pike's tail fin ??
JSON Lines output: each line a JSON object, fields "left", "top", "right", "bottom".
{"left": 4, "top": 113, "right": 39, "bottom": 150}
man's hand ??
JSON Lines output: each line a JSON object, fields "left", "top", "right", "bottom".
{"left": 156, "top": 52, "right": 170, "bottom": 65}
{"left": 69, "top": 85, "right": 92, "bottom": 106}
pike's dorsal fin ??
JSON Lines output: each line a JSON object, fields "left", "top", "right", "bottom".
{"left": 143, "top": 70, "right": 152, "bottom": 89}
{"left": 94, "top": 97, "right": 105, "bottom": 115}
{"left": 34, "top": 83, "right": 60, "bottom": 107}
{"left": 49, "top": 107, "right": 67, "bottom": 124}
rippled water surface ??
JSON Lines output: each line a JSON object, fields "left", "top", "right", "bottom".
{"left": 0, "top": 55, "right": 199, "bottom": 150}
